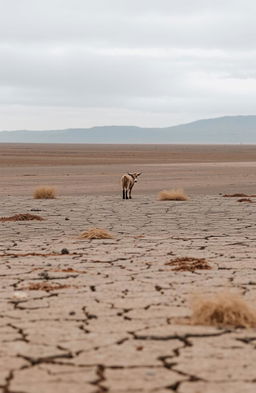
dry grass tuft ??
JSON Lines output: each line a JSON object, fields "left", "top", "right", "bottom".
{"left": 0, "top": 213, "right": 44, "bottom": 222}
{"left": 237, "top": 198, "right": 253, "bottom": 203}
{"left": 79, "top": 228, "right": 113, "bottom": 240}
{"left": 190, "top": 292, "right": 256, "bottom": 328}
{"left": 158, "top": 188, "right": 189, "bottom": 201}
{"left": 165, "top": 257, "right": 212, "bottom": 272}
{"left": 33, "top": 186, "right": 57, "bottom": 199}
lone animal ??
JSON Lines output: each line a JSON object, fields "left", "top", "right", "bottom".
{"left": 121, "top": 172, "right": 142, "bottom": 199}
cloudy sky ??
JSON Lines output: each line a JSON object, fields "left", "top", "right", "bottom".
{"left": 0, "top": 0, "right": 256, "bottom": 130}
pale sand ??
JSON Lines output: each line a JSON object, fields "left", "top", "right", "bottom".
{"left": 1, "top": 144, "right": 256, "bottom": 392}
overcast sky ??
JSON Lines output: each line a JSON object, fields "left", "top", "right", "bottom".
{"left": 0, "top": 0, "right": 256, "bottom": 130}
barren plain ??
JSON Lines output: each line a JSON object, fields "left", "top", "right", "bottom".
{"left": 1, "top": 144, "right": 256, "bottom": 393}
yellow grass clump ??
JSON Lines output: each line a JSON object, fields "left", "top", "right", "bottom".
{"left": 158, "top": 188, "right": 189, "bottom": 201}
{"left": 33, "top": 186, "right": 57, "bottom": 199}
{"left": 79, "top": 228, "right": 113, "bottom": 240}
{"left": 190, "top": 292, "right": 256, "bottom": 328}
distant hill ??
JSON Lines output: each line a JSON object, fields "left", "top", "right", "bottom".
{"left": 0, "top": 115, "right": 256, "bottom": 143}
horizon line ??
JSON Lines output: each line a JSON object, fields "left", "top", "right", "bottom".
{"left": 0, "top": 114, "right": 255, "bottom": 133}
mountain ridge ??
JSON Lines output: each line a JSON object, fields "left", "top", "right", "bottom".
{"left": 0, "top": 115, "right": 256, "bottom": 144}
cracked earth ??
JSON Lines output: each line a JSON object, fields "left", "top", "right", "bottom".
{"left": 1, "top": 194, "right": 256, "bottom": 393}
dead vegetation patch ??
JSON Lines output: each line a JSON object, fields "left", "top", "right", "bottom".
{"left": 223, "top": 193, "right": 256, "bottom": 198}
{"left": 33, "top": 186, "right": 57, "bottom": 199}
{"left": 0, "top": 213, "right": 44, "bottom": 222}
{"left": 21, "top": 282, "right": 75, "bottom": 291}
{"left": 158, "top": 188, "right": 189, "bottom": 201}
{"left": 165, "top": 257, "right": 212, "bottom": 272}
{"left": 190, "top": 292, "right": 256, "bottom": 328}
{"left": 79, "top": 228, "right": 113, "bottom": 239}
{"left": 0, "top": 252, "right": 79, "bottom": 258}
{"left": 52, "top": 268, "right": 87, "bottom": 274}
{"left": 237, "top": 198, "right": 254, "bottom": 203}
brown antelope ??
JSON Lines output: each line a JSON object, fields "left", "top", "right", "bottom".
{"left": 121, "top": 172, "right": 142, "bottom": 199}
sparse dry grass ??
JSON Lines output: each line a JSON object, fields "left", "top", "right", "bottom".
{"left": 190, "top": 292, "right": 256, "bottom": 328}
{"left": 33, "top": 186, "right": 57, "bottom": 199}
{"left": 0, "top": 213, "right": 44, "bottom": 222}
{"left": 158, "top": 188, "right": 189, "bottom": 201}
{"left": 165, "top": 257, "right": 212, "bottom": 272}
{"left": 79, "top": 228, "right": 113, "bottom": 239}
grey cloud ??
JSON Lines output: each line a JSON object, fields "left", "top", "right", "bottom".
{"left": 0, "top": 0, "right": 255, "bottom": 50}
{"left": 0, "top": 0, "right": 255, "bottom": 129}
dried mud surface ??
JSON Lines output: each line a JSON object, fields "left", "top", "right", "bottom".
{"left": 1, "top": 194, "right": 256, "bottom": 393}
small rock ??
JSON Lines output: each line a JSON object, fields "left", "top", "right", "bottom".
{"left": 38, "top": 271, "right": 50, "bottom": 279}
{"left": 13, "top": 291, "right": 28, "bottom": 299}
{"left": 61, "top": 248, "right": 70, "bottom": 255}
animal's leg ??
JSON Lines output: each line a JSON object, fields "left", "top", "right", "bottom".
{"left": 129, "top": 185, "right": 134, "bottom": 199}
{"left": 125, "top": 189, "right": 128, "bottom": 199}
{"left": 123, "top": 189, "right": 126, "bottom": 199}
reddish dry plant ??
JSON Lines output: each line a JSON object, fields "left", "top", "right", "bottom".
{"left": 0, "top": 213, "right": 44, "bottom": 222}
{"left": 21, "top": 282, "right": 74, "bottom": 291}
{"left": 237, "top": 198, "right": 254, "bottom": 203}
{"left": 190, "top": 292, "right": 256, "bottom": 328}
{"left": 158, "top": 188, "right": 189, "bottom": 201}
{"left": 33, "top": 186, "right": 57, "bottom": 199}
{"left": 79, "top": 228, "right": 113, "bottom": 239}
{"left": 52, "top": 268, "right": 87, "bottom": 273}
{"left": 165, "top": 257, "right": 212, "bottom": 272}
{"left": 223, "top": 193, "right": 256, "bottom": 198}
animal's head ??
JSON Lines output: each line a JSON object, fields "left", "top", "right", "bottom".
{"left": 128, "top": 172, "right": 142, "bottom": 183}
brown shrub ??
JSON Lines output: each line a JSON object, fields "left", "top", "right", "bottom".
{"left": 165, "top": 257, "right": 212, "bottom": 272}
{"left": 79, "top": 228, "right": 113, "bottom": 239}
{"left": 0, "top": 213, "right": 44, "bottom": 222}
{"left": 158, "top": 188, "right": 189, "bottom": 201}
{"left": 190, "top": 292, "right": 256, "bottom": 328}
{"left": 33, "top": 186, "right": 56, "bottom": 199}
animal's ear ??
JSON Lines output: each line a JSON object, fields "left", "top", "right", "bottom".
{"left": 128, "top": 173, "right": 133, "bottom": 177}
{"left": 137, "top": 172, "right": 142, "bottom": 176}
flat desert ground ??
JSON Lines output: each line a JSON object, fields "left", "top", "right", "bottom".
{"left": 1, "top": 144, "right": 256, "bottom": 393}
